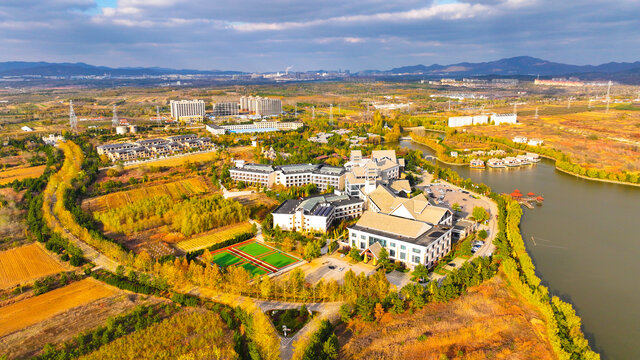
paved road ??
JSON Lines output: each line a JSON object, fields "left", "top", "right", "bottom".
{"left": 49, "top": 195, "right": 121, "bottom": 273}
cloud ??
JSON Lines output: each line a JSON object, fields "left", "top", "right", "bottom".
{"left": 0, "top": 0, "right": 637, "bottom": 71}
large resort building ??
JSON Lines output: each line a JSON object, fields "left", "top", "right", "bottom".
{"left": 229, "top": 162, "right": 345, "bottom": 191}
{"left": 272, "top": 194, "right": 364, "bottom": 233}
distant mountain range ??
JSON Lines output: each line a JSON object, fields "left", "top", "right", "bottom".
{"left": 0, "top": 61, "right": 245, "bottom": 77}
{"left": 1, "top": 56, "right": 640, "bottom": 79}
{"left": 371, "top": 56, "right": 640, "bottom": 77}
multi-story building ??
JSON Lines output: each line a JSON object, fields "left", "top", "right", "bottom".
{"left": 347, "top": 211, "right": 452, "bottom": 268}
{"left": 240, "top": 96, "right": 282, "bottom": 117}
{"left": 229, "top": 162, "right": 345, "bottom": 190}
{"left": 367, "top": 185, "right": 453, "bottom": 226}
{"left": 447, "top": 115, "right": 489, "bottom": 127}
{"left": 272, "top": 194, "right": 364, "bottom": 233}
{"left": 344, "top": 150, "right": 403, "bottom": 198}
{"left": 170, "top": 100, "right": 205, "bottom": 121}
{"left": 212, "top": 102, "right": 239, "bottom": 117}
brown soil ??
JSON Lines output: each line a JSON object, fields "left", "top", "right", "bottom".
{"left": 337, "top": 275, "right": 556, "bottom": 360}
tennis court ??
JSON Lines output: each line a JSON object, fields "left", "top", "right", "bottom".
{"left": 209, "top": 240, "right": 301, "bottom": 275}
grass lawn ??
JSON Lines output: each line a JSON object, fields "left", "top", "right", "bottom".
{"left": 236, "top": 242, "right": 272, "bottom": 257}
{"left": 211, "top": 251, "right": 243, "bottom": 267}
{"left": 260, "top": 252, "right": 297, "bottom": 268}
{"left": 240, "top": 262, "right": 268, "bottom": 276}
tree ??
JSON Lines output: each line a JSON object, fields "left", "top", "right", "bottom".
{"left": 378, "top": 247, "right": 390, "bottom": 269}
{"left": 303, "top": 241, "right": 321, "bottom": 261}
{"left": 478, "top": 229, "right": 488, "bottom": 240}
{"left": 374, "top": 303, "right": 385, "bottom": 322}
{"left": 411, "top": 264, "right": 429, "bottom": 283}
{"left": 322, "top": 334, "right": 339, "bottom": 360}
{"left": 451, "top": 203, "right": 462, "bottom": 214}
{"left": 339, "top": 303, "right": 352, "bottom": 323}
{"left": 349, "top": 248, "right": 363, "bottom": 262}
{"left": 472, "top": 206, "right": 489, "bottom": 223}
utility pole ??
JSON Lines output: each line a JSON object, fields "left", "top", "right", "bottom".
{"left": 448, "top": 100, "right": 451, "bottom": 112}
{"left": 534, "top": 107, "right": 539, "bottom": 119}
{"left": 567, "top": 97, "right": 572, "bottom": 109}
{"left": 606, "top": 80, "right": 612, "bottom": 113}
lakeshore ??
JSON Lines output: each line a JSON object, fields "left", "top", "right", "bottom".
{"left": 409, "top": 134, "right": 640, "bottom": 188}
{"left": 400, "top": 139, "right": 640, "bottom": 359}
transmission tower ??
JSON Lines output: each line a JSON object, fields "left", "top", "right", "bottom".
{"left": 567, "top": 97, "right": 572, "bottom": 109}
{"left": 312, "top": 106, "right": 315, "bottom": 119}
{"left": 534, "top": 107, "right": 539, "bottom": 119}
{"left": 69, "top": 100, "right": 78, "bottom": 132}
{"left": 329, "top": 104, "right": 333, "bottom": 125}
{"left": 112, "top": 105, "right": 118, "bottom": 127}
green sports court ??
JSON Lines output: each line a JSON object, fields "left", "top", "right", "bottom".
{"left": 209, "top": 240, "right": 301, "bottom": 275}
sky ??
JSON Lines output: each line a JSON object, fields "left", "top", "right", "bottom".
{"left": 1, "top": 0, "right": 639, "bottom": 72}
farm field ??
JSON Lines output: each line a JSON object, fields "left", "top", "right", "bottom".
{"left": 209, "top": 240, "right": 300, "bottom": 276}
{"left": 0, "top": 278, "right": 116, "bottom": 337}
{"left": 0, "top": 243, "right": 66, "bottom": 289}
{"left": 175, "top": 221, "right": 253, "bottom": 253}
{"left": 338, "top": 275, "right": 555, "bottom": 360}
{"left": 82, "top": 176, "right": 209, "bottom": 213}
{"left": 0, "top": 293, "right": 166, "bottom": 359}
{"left": 79, "top": 309, "right": 238, "bottom": 360}
{"left": 464, "top": 105, "right": 640, "bottom": 174}
{"left": 0, "top": 165, "right": 46, "bottom": 185}
{"left": 123, "top": 150, "right": 220, "bottom": 169}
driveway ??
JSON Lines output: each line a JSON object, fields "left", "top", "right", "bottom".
{"left": 277, "top": 254, "right": 377, "bottom": 285}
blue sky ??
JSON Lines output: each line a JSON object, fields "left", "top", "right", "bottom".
{"left": 0, "top": 0, "right": 638, "bottom": 71}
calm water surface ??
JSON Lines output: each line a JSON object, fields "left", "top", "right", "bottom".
{"left": 399, "top": 140, "right": 640, "bottom": 360}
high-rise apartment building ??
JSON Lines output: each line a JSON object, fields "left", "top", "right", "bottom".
{"left": 212, "top": 102, "right": 239, "bottom": 117}
{"left": 170, "top": 100, "right": 205, "bottom": 121}
{"left": 240, "top": 96, "right": 282, "bottom": 117}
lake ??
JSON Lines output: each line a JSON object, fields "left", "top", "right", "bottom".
{"left": 399, "top": 139, "right": 640, "bottom": 360}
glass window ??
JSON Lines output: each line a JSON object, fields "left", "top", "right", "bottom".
{"left": 400, "top": 244, "right": 406, "bottom": 250}
{"left": 413, "top": 248, "right": 421, "bottom": 254}
{"left": 390, "top": 242, "right": 396, "bottom": 248}
{"left": 389, "top": 249, "right": 396, "bottom": 257}
{"left": 360, "top": 242, "right": 366, "bottom": 249}
{"left": 400, "top": 252, "right": 406, "bottom": 260}
{"left": 412, "top": 255, "right": 421, "bottom": 263}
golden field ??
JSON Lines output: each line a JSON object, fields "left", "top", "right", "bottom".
{"left": 0, "top": 165, "right": 46, "bottom": 185}
{"left": 175, "top": 221, "right": 253, "bottom": 252}
{"left": 82, "top": 176, "right": 209, "bottom": 213}
{"left": 0, "top": 243, "right": 66, "bottom": 289}
{"left": 0, "top": 278, "right": 116, "bottom": 337}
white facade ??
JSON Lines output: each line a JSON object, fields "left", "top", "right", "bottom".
{"left": 513, "top": 136, "right": 528, "bottom": 143}
{"left": 491, "top": 113, "right": 518, "bottom": 125}
{"left": 272, "top": 194, "right": 364, "bottom": 233}
{"left": 170, "top": 100, "right": 205, "bottom": 120}
{"left": 230, "top": 163, "right": 345, "bottom": 190}
{"left": 348, "top": 220, "right": 452, "bottom": 268}
{"left": 240, "top": 96, "right": 282, "bottom": 117}
{"left": 448, "top": 115, "right": 489, "bottom": 127}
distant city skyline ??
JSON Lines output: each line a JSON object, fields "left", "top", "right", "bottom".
{"left": 1, "top": 0, "right": 638, "bottom": 72}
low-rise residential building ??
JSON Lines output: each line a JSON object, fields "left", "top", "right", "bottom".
{"left": 344, "top": 150, "right": 403, "bottom": 198}
{"left": 97, "top": 134, "right": 213, "bottom": 163}
{"left": 272, "top": 194, "right": 364, "bottom": 233}
{"left": 491, "top": 113, "right": 518, "bottom": 125}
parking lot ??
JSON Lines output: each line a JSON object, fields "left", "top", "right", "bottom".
{"left": 274, "top": 253, "right": 377, "bottom": 284}
{"left": 423, "top": 183, "right": 491, "bottom": 220}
